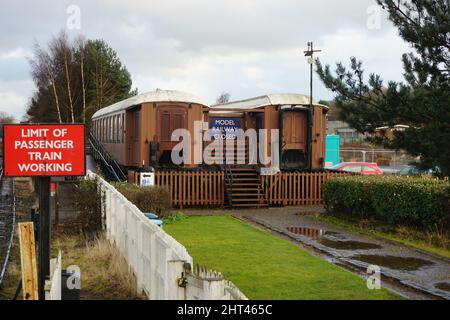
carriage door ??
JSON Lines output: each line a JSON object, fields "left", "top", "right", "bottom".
{"left": 126, "top": 107, "right": 141, "bottom": 166}
{"left": 282, "top": 111, "right": 308, "bottom": 168}
{"left": 157, "top": 105, "right": 188, "bottom": 164}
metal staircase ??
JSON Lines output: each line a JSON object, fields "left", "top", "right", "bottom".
{"left": 87, "top": 132, "right": 127, "bottom": 182}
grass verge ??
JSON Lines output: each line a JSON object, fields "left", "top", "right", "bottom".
{"left": 52, "top": 234, "right": 144, "bottom": 300}
{"left": 0, "top": 178, "right": 142, "bottom": 300}
{"left": 164, "top": 215, "right": 400, "bottom": 300}
{"left": 1, "top": 233, "right": 143, "bottom": 300}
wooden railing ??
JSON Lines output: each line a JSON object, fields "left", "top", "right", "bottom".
{"left": 155, "top": 171, "right": 225, "bottom": 207}
{"left": 155, "top": 170, "right": 346, "bottom": 207}
{"left": 261, "top": 172, "right": 347, "bottom": 206}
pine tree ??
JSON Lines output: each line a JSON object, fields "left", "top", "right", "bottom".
{"left": 316, "top": 0, "right": 450, "bottom": 175}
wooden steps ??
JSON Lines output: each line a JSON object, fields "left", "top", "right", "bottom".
{"left": 224, "top": 166, "right": 268, "bottom": 208}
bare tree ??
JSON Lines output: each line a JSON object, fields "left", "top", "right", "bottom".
{"left": 52, "top": 32, "right": 75, "bottom": 123}
{"left": 29, "top": 43, "right": 63, "bottom": 123}
{"left": 27, "top": 31, "right": 135, "bottom": 124}
{"left": 75, "top": 36, "right": 87, "bottom": 123}
{"left": 0, "top": 112, "right": 15, "bottom": 125}
{"left": 216, "top": 92, "right": 231, "bottom": 104}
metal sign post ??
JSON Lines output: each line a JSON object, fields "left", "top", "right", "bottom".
{"left": 38, "top": 177, "right": 51, "bottom": 300}
{"left": 2, "top": 123, "right": 85, "bottom": 300}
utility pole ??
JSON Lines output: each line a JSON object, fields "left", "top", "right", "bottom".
{"left": 303, "top": 42, "right": 322, "bottom": 113}
{"left": 303, "top": 42, "right": 322, "bottom": 170}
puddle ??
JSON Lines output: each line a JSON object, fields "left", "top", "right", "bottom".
{"left": 286, "top": 227, "right": 324, "bottom": 239}
{"left": 319, "top": 239, "right": 382, "bottom": 250}
{"left": 324, "top": 231, "right": 343, "bottom": 237}
{"left": 352, "top": 254, "right": 434, "bottom": 271}
{"left": 434, "top": 282, "right": 450, "bottom": 292}
{"left": 295, "top": 212, "right": 320, "bottom": 216}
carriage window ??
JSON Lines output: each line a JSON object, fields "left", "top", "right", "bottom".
{"left": 115, "top": 115, "right": 119, "bottom": 143}
{"left": 117, "top": 115, "right": 121, "bottom": 143}
{"left": 107, "top": 118, "right": 109, "bottom": 142}
{"left": 122, "top": 114, "right": 125, "bottom": 143}
{"left": 107, "top": 117, "right": 110, "bottom": 143}
{"left": 116, "top": 115, "right": 120, "bottom": 143}
{"left": 112, "top": 116, "right": 116, "bottom": 143}
{"left": 110, "top": 116, "right": 114, "bottom": 143}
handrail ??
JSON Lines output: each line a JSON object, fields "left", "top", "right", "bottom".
{"left": 88, "top": 132, "right": 127, "bottom": 182}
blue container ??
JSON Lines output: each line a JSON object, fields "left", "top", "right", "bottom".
{"left": 144, "top": 212, "right": 163, "bottom": 228}
{"left": 325, "top": 135, "right": 340, "bottom": 166}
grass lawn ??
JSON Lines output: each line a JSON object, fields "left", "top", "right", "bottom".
{"left": 164, "top": 215, "right": 400, "bottom": 300}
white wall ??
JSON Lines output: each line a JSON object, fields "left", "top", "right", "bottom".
{"left": 87, "top": 171, "right": 247, "bottom": 300}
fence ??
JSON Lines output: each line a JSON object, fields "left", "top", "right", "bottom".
{"left": 154, "top": 170, "right": 345, "bottom": 207}
{"left": 155, "top": 171, "right": 224, "bottom": 207}
{"left": 87, "top": 170, "right": 246, "bottom": 300}
{"left": 45, "top": 252, "right": 62, "bottom": 300}
{"left": 261, "top": 172, "right": 347, "bottom": 206}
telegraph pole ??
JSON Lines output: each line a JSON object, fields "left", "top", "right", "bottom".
{"left": 303, "top": 42, "right": 322, "bottom": 113}
{"left": 303, "top": 42, "right": 321, "bottom": 170}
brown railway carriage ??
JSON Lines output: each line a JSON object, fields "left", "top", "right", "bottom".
{"left": 92, "top": 90, "right": 328, "bottom": 171}
{"left": 91, "top": 89, "right": 207, "bottom": 169}
{"left": 209, "top": 93, "right": 328, "bottom": 170}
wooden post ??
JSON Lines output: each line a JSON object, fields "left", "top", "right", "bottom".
{"left": 18, "top": 222, "right": 38, "bottom": 300}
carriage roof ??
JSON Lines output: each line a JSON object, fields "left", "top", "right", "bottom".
{"left": 211, "top": 93, "right": 329, "bottom": 110}
{"left": 92, "top": 89, "right": 207, "bottom": 118}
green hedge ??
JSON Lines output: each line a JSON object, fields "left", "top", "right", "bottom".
{"left": 113, "top": 182, "right": 172, "bottom": 218}
{"left": 323, "top": 175, "right": 450, "bottom": 230}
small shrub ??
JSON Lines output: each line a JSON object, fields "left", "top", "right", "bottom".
{"left": 74, "top": 179, "right": 103, "bottom": 235}
{"left": 323, "top": 175, "right": 450, "bottom": 231}
{"left": 114, "top": 183, "right": 172, "bottom": 218}
{"left": 163, "top": 211, "right": 188, "bottom": 224}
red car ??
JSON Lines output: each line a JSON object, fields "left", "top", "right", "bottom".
{"left": 329, "top": 162, "right": 383, "bottom": 175}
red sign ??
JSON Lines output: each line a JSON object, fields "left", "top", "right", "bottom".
{"left": 2, "top": 124, "right": 85, "bottom": 177}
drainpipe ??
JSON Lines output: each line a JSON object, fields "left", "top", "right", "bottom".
{"left": 307, "top": 106, "right": 313, "bottom": 171}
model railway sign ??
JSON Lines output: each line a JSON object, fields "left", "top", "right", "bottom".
{"left": 2, "top": 124, "right": 85, "bottom": 177}
{"left": 209, "top": 117, "right": 242, "bottom": 140}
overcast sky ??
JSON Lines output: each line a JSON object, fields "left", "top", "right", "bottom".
{"left": 0, "top": 0, "right": 411, "bottom": 120}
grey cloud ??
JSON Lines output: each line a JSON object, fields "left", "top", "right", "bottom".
{"left": 0, "top": 0, "right": 409, "bottom": 119}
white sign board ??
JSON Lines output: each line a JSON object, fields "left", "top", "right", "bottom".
{"left": 140, "top": 172, "right": 155, "bottom": 187}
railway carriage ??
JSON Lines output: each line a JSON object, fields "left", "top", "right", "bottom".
{"left": 209, "top": 93, "right": 328, "bottom": 170}
{"left": 92, "top": 90, "right": 328, "bottom": 172}
{"left": 91, "top": 89, "right": 207, "bottom": 169}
